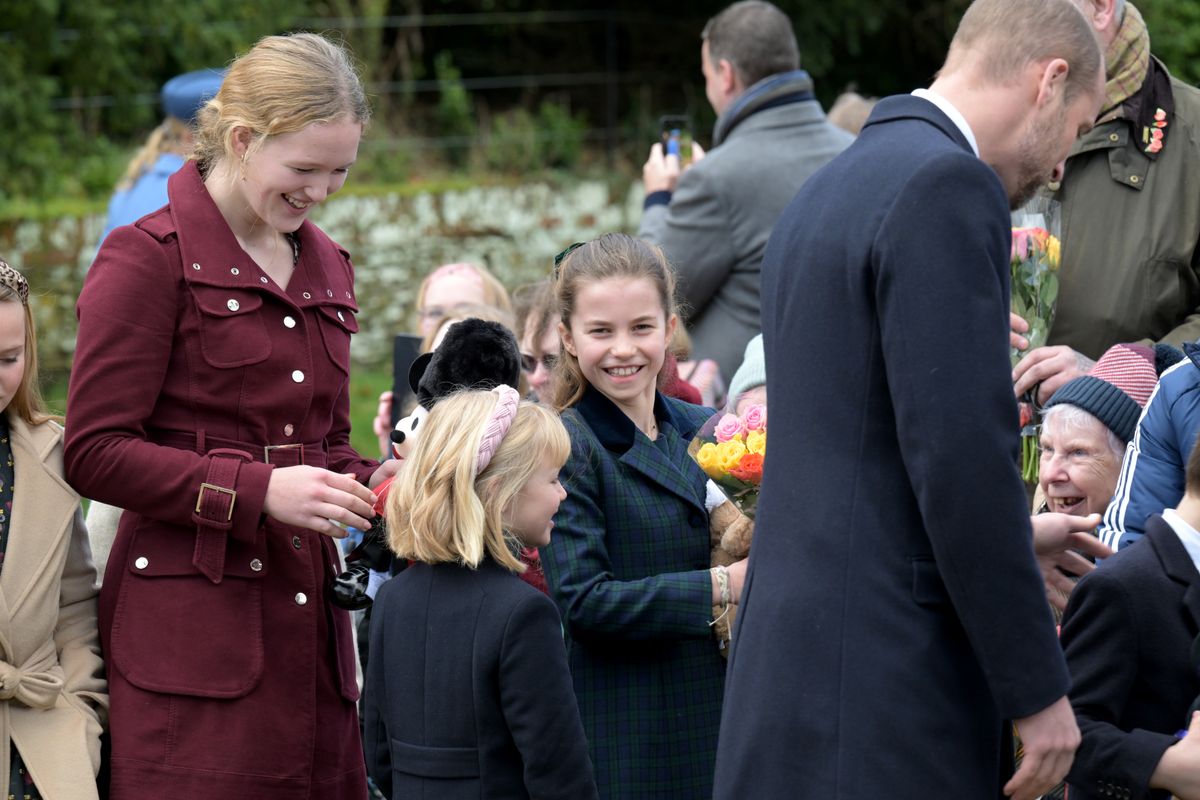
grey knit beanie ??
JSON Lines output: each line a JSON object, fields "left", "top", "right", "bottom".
{"left": 727, "top": 334, "right": 765, "bottom": 409}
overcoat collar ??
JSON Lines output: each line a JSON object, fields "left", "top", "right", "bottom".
{"left": 160, "top": 162, "right": 358, "bottom": 312}
{"left": 0, "top": 414, "right": 78, "bottom": 621}
{"left": 1147, "top": 514, "right": 1200, "bottom": 632}
{"left": 575, "top": 386, "right": 706, "bottom": 513}
{"left": 861, "top": 94, "right": 975, "bottom": 156}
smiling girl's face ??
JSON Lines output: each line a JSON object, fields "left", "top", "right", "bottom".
{"left": 561, "top": 276, "right": 676, "bottom": 423}
{"left": 0, "top": 300, "right": 26, "bottom": 416}
{"left": 233, "top": 117, "right": 361, "bottom": 234}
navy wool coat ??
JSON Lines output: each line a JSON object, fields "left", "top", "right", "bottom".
{"left": 542, "top": 387, "right": 723, "bottom": 800}
{"left": 1061, "top": 514, "right": 1200, "bottom": 800}
{"left": 364, "top": 559, "right": 598, "bottom": 800}
{"left": 714, "top": 95, "right": 1070, "bottom": 798}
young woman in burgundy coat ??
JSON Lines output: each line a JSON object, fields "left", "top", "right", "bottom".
{"left": 64, "top": 33, "right": 397, "bottom": 800}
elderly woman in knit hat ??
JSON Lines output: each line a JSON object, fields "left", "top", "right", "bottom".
{"left": 1038, "top": 343, "right": 1183, "bottom": 518}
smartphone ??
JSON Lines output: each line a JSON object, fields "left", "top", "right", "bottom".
{"left": 659, "top": 115, "right": 694, "bottom": 165}
{"left": 390, "top": 334, "right": 424, "bottom": 429}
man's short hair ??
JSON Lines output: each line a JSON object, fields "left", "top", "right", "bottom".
{"left": 1186, "top": 433, "right": 1200, "bottom": 498}
{"left": 701, "top": 1, "right": 800, "bottom": 89}
{"left": 948, "top": 0, "right": 1102, "bottom": 104}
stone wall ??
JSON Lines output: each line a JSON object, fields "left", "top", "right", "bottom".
{"left": 0, "top": 179, "right": 642, "bottom": 379}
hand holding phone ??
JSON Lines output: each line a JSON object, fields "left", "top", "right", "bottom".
{"left": 659, "top": 115, "right": 693, "bottom": 165}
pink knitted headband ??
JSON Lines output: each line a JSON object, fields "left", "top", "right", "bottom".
{"left": 476, "top": 385, "right": 521, "bottom": 474}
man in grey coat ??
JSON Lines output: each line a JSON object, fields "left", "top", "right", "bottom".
{"left": 638, "top": 0, "right": 853, "bottom": 383}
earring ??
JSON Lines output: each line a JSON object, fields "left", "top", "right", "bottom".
{"left": 239, "top": 151, "right": 248, "bottom": 181}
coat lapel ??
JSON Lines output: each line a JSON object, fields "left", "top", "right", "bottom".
{"left": 1149, "top": 515, "right": 1200, "bottom": 632}
{"left": 576, "top": 387, "right": 707, "bottom": 514}
{"left": 1, "top": 416, "right": 78, "bottom": 619}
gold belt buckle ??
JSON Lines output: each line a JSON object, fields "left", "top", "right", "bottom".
{"left": 195, "top": 483, "right": 237, "bottom": 521}
{"left": 264, "top": 442, "right": 305, "bottom": 465}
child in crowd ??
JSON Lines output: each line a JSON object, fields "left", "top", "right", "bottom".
{"left": 1060, "top": 434, "right": 1200, "bottom": 798}
{"left": 414, "top": 261, "right": 511, "bottom": 338}
{"left": 725, "top": 333, "right": 765, "bottom": 414}
{"left": 514, "top": 278, "right": 560, "bottom": 402}
{"left": 365, "top": 387, "right": 597, "bottom": 799}
{"left": 0, "top": 261, "right": 106, "bottom": 800}
{"left": 543, "top": 233, "right": 744, "bottom": 799}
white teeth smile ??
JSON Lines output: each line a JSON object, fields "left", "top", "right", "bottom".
{"left": 606, "top": 366, "right": 640, "bottom": 377}
{"left": 283, "top": 195, "right": 310, "bottom": 210}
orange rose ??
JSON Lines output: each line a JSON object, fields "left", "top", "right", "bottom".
{"left": 729, "top": 452, "right": 764, "bottom": 484}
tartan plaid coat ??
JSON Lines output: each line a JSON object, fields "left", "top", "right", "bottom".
{"left": 542, "top": 386, "right": 724, "bottom": 800}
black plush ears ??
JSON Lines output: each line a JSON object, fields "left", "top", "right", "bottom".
{"left": 409, "top": 318, "right": 522, "bottom": 409}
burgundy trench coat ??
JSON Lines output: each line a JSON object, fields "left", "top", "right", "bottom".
{"left": 64, "top": 162, "right": 377, "bottom": 799}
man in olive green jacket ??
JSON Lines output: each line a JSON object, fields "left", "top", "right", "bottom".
{"left": 1013, "top": 0, "right": 1200, "bottom": 405}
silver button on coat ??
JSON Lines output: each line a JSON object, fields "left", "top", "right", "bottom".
{"left": 294, "top": 592, "right": 308, "bottom": 606}
{"left": 135, "top": 557, "right": 149, "bottom": 569}
{"left": 291, "top": 370, "right": 305, "bottom": 383}
{"left": 227, "top": 299, "right": 240, "bottom": 312}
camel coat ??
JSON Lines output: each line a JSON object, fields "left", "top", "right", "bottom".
{"left": 1, "top": 414, "right": 106, "bottom": 800}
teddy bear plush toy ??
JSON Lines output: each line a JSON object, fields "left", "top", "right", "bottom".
{"left": 330, "top": 318, "right": 530, "bottom": 610}
{"left": 707, "top": 494, "right": 754, "bottom": 654}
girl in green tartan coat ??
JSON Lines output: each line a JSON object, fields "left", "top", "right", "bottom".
{"left": 542, "top": 234, "right": 748, "bottom": 799}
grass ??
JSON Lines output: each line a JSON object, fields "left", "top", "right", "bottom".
{"left": 41, "top": 364, "right": 396, "bottom": 463}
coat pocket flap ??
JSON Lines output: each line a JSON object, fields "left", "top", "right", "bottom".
{"left": 390, "top": 739, "right": 480, "bottom": 779}
{"left": 910, "top": 556, "right": 951, "bottom": 607}
{"left": 191, "top": 287, "right": 265, "bottom": 318}
{"left": 125, "top": 521, "right": 267, "bottom": 579}
{"left": 317, "top": 303, "right": 359, "bottom": 333}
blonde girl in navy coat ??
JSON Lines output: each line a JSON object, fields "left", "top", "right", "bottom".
{"left": 542, "top": 234, "right": 747, "bottom": 799}
{"left": 364, "top": 387, "right": 597, "bottom": 800}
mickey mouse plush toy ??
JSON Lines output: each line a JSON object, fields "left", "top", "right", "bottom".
{"left": 330, "top": 319, "right": 529, "bottom": 609}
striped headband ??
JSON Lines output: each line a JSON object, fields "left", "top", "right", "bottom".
{"left": 0, "top": 261, "right": 28, "bottom": 305}
{"left": 476, "top": 385, "right": 521, "bottom": 474}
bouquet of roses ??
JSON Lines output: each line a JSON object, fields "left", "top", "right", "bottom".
{"left": 689, "top": 404, "right": 766, "bottom": 518}
{"left": 1011, "top": 195, "right": 1062, "bottom": 484}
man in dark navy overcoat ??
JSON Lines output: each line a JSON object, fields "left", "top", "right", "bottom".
{"left": 714, "top": 1, "right": 1108, "bottom": 798}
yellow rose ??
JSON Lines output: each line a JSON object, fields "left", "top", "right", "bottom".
{"left": 695, "top": 442, "right": 725, "bottom": 480}
{"left": 715, "top": 439, "right": 748, "bottom": 472}
{"left": 1046, "top": 235, "right": 1061, "bottom": 270}
{"left": 745, "top": 430, "right": 766, "bottom": 455}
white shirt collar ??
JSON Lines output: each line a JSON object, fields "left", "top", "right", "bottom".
{"left": 911, "top": 88, "right": 980, "bottom": 157}
{"left": 1161, "top": 508, "right": 1200, "bottom": 574}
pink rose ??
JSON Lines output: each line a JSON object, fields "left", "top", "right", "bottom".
{"left": 1012, "top": 229, "right": 1031, "bottom": 262}
{"left": 742, "top": 404, "right": 767, "bottom": 432}
{"left": 714, "top": 413, "right": 746, "bottom": 443}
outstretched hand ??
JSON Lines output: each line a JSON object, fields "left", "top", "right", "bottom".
{"left": 1151, "top": 711, "right": 1200, "bottom": 798}
{"left": 371, "top": 390, "right": 394, "bottom": 460}
{"left": 1031, "top": 512, "right": 1109, "bottom": 610}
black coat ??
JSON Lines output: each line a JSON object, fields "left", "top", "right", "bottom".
{"left": 1061, "top": 514, "right": 1200, "bottom": 800}
{"left": 364, "top": 559, "right": 598, "bottom": 800}
{"left": 714, "top": 95, "right": 1069, "bottom": 798}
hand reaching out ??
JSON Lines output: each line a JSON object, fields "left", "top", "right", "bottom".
{"left": 263, "top": 467, "right": 377, "bottom": 538}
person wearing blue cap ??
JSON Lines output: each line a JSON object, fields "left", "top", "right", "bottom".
{"left": 87, "top": 68, "right": 227, "bottom": 582}
{"left": 98, "top": 68, "right": 224, "bottom": 244}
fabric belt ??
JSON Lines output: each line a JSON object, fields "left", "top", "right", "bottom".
{"left": 151, "top": 430, "right": 328, "bottom": 583}
{"left": 0, "top": 639, "right": 64, "bottom": 710}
